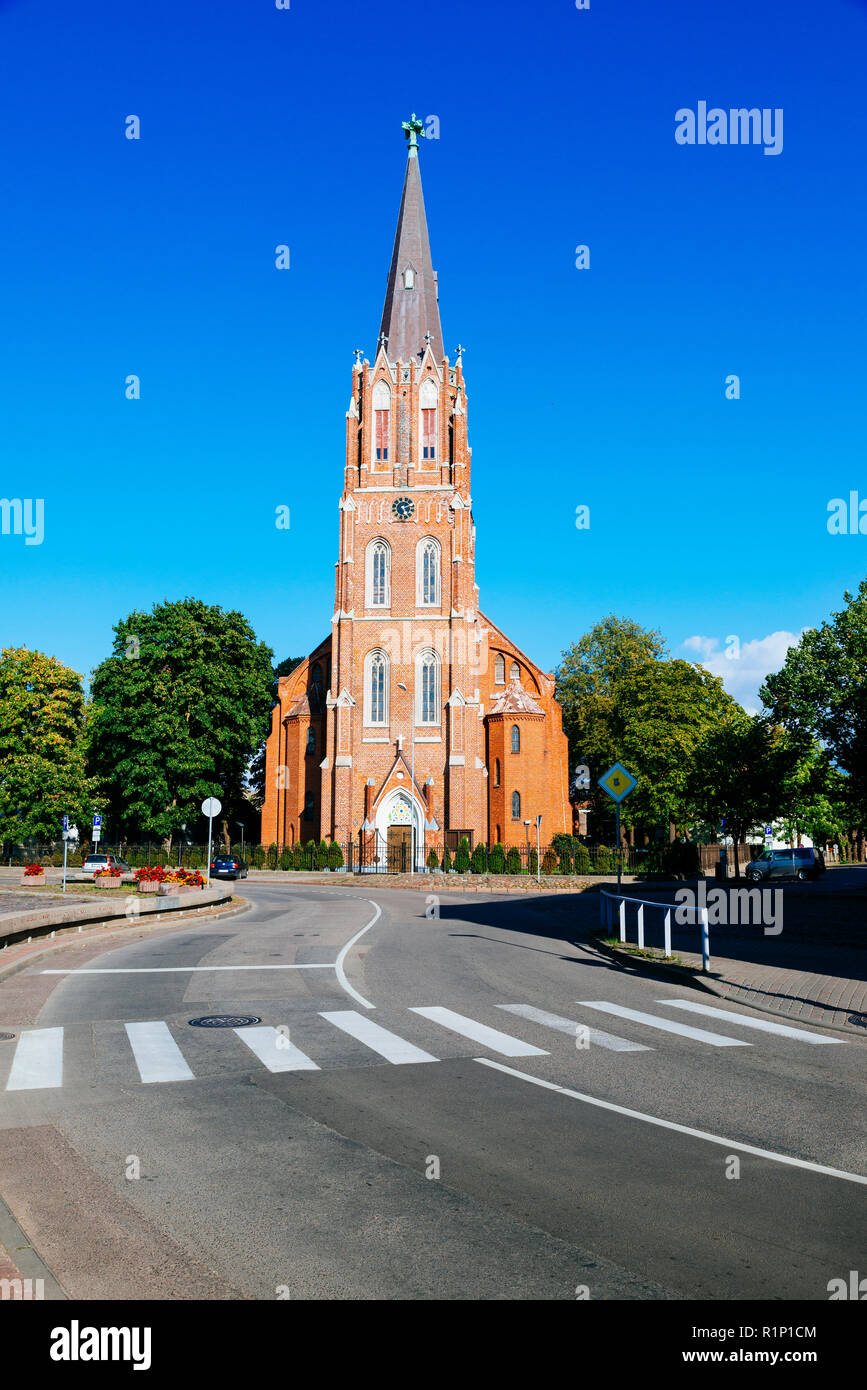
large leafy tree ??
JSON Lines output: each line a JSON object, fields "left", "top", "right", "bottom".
{"left": 87, "top": 599, "right": 274, "bottom": 850}
{"left": 0, "top": 648, "right": 93, "bottom": 842}
{"left": 689, "top": 714, "right": 802, "bottom": 876}
{"left": 761, "top": 580, "right": 867, "bottom": 837}
{"left": 609, "top": 659, "right": 739, "bottom": 838}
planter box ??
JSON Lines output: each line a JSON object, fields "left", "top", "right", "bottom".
{"left": 158, "top": 882, "right": 197, "bottom": 895}
{"left": 95, "top": 876, "right": 121, "bottom": 888}
{"left": 20, "top": 873, "right": 45, "bottom": 886}
{"left": 136, "top": 880, "right": 162, "bottom": 893}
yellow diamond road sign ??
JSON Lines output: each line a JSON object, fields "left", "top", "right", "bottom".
{"left": 599, "top": 763, "right": 637, "bottom": 803}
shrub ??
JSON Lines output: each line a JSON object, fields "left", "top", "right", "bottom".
{"left": 529, "top": 848, "right": 538, "bottom": 875}
{"left": 427, "top": 848, "right": 439, "bottom": 871}
{"left": 574, "top": 844, "right": 592, "bottom": 874}
{"left": 489, "top": 842, "right": 506, "bottom": 873}
{"left": 454, "top": 836, "right": 471, "bottom": 873}
{"left": 292, "top": 842, "right": 306, "bottom": 870}
{"left": 542, "top": 849, "right": 558, "bottom": 875}
{"left": 267, "top": 842, "right": 279, "bottom": 870}
{"left": 505, "top": 846, "right": 521, "bottom": 874}
{"left": 312, "top": 839, "right": 327, "bottom": 870}
{"left": 550, "top": 831, "right": 574, "bottom": 855}
{"left": 594, "top": 845, "right": 612, "bottom": 875}
{"left": 327, "top": 840, "right": 344, "bottom": 870}
{"left": 441, "top": 846, "right": 452, "bottom": 873}
{"left": 279, "top": 845, "right": 293, "bottom": 871}
{"left": 252, "top": 843, "right": 266, "bottom": 869}
{"left": 557, "top": 846, "right": 573, "bottom": 875}
{"left": 470, "top": 843, "right": 487, "bottom": 874}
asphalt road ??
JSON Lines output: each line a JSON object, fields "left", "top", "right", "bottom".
{"left": 0, "top": 882, "right": 864, "bottom": 1301}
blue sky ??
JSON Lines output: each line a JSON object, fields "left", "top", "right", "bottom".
{"left": 1, "top": 0, "right": 865, "bottom": 710}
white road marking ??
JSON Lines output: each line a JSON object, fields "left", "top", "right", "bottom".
{"left": 474, "top": 1058, "right": 867, "bottom": 1187}
{"left": 41, "top": 965, "right": 334, "bottom": 974}
{"left": 334, "top": 902, "right": 380, "bottom": 1010}
{"left": 6, "top": 1028, "right": 64, "bottom": 1090}
{"left": 320, "top": 1010, "right": 437, "bottom": 1064}
{"left": 657, "top": 999, "right": 846, "bottom": 1043}
{"left": 410, "top": 1006, "right": 549, "bottom": 1057}
{"left": 578, "top": 1001, "right": 751, "bottom": 1047}
{"left": 125, "top": 1022, "right": 194, "bottom": 1083}
{"left": 497, "top": 1003, "right": 651, "bottom": 1052}
{"left": 234, "top": 1026, "right": 320, "bottom": 1072}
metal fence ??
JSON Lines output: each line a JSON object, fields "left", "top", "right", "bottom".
{"left": 2, "top": 837, "right": 781, "bottom": 877}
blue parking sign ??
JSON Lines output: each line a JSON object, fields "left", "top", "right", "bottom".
{"left": 93, "top": 813, "right": 102, "bottom": 829}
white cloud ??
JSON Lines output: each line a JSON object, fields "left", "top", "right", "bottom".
{"left": 679, "top": 630, "right": 807, "bottom": 713}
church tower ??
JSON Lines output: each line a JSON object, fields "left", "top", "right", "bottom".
{"left": 261, "top": 117, "right": 569, "bottom": 864}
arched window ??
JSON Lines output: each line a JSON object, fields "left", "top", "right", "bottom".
{"left": 509, "top": 661, "right": 520, "bottom": 682}
{"left": 494, "top": 758, "right": 500, "bottom": 788}
{"left": 365, "top": 538, "right": 391, "bottom": 608}
{"left": 420, "top": 378, "right": 437, "bottom": 461}
{"left": 311, "top": 662, "right": 323, "bottom": 688}
{"left": 304, "top": 792, "right": 314, "bottom": 821}
{"left": 417, "top": 649, "right": 440, "bottom": 725}
{"left": 364, "top": 649, "right": 389, "bottom": 726}
{"left": 494, "top": 654, "right": 505, "bottom": 685}
{"left": 417, "top": 536, "right": 440, "bottom": 606}
{"left": 511, "top": 791, "right": 521, "bottom": 820}
{"left": 306, "top": 728, "right": 315, "bottom": 756}
{"left": 511, "top": 724, "right": 521, "bottom": 753}
{"left": 372, "top": 380, "right": 390, "bottom": 464}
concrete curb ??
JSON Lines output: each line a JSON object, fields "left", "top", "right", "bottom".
{"left": 0, "top": 893, "right": 249, "bottom": 985}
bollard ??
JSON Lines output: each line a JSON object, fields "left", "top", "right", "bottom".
{"left": 637, "top": 903, "right": 644, "bottom": 949}
{"left": 618, "top": 899, "right": 626, "bottom": 943}
{"left": 664, "top": 908, "right": 672, "bottom": 957}
{"left": 700, "top": 906, "right": 710, "bottom": 971}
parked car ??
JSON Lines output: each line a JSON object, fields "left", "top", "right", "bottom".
{"left": 210, "top": 854, "right": 248, "bottom": 880}
{"left": 745, "top": 847, "right": 826, "bottom": 883}
{"left": 81, "top": 853, "right": 131, "bottom": 878}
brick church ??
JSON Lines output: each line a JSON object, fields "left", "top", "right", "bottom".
{"left": 261, "top": 116, "right": 570, "bottom": 865}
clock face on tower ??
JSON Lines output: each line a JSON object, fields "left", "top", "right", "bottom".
{"left": 392, "top": 496, "right": 415, "bottom": 521}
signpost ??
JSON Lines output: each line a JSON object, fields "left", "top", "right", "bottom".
{"left": 92, "top": 812, "right": 102, "bottom": 846}
{"left": 202, "top": 797, "right": 222, "bottom": 887}
{"left": 598, "top": 762, "right": 638, "bottom": 891}
{"left": 62, "top": 814, "right": 69, "bottom": 894}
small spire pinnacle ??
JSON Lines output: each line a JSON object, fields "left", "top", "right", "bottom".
{"left": 401, "top": 113, "right": 425, "bottom": 158}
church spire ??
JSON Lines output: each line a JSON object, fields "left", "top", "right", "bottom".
{"left": 378, "top": 115, "right": 445, "bottom": 363}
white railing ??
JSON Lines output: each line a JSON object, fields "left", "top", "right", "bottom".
{"left": 600, "top": 889, "right": 710, "bottom": 971}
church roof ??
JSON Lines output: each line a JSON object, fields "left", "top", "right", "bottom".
{"left": 379, "top": 143, "right": 444, "bottom": 363}
{"left": 489, "top": 679, "right": 545, "bottom": 716}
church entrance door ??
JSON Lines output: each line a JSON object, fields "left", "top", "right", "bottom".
{"left": 387, "top": 826, "right": 411, "bottom": 873}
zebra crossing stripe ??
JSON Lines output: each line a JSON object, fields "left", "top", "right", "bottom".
{"left": 234, "top": 1025, "right": 320, "bottom": 1072}
{"left": 125, "top": 1022, "right": 194, "bottom": 1083}
{"left": 497, "top": 1003, "right": 651, "bottom": 1052}
{"left": 320, "top": 1010, "right": 438, "bottom": 1064}
{"left": 6, "top": 1028, "right": 64, "bottom": 1090}
{"left": 410, "top": 1006, "right": 548, "bottom": 1057}
{"left": 658, "top": 999, "right": 845, "bottom": 1043}
{"left": 577, "top": 1002, "right": 751, "bottom": 1047}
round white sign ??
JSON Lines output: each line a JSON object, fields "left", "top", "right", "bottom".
{"left": 201, "top": 797, "right": 222, "bottom": 818}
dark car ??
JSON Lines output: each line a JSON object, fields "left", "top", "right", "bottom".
{"left": 745, "top": 847, "right": 825, "bottom": 883}
{"left": 210, "top": 854, "right": 248, "bottom": 880}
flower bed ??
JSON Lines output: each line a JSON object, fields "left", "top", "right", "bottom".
{"left": 94, "top": 867, "right": 123, "bottom": 889}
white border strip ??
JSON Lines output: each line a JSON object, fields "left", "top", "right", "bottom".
{"left": 334, "top": 902, "right": 380, "bottom": 1010}
{"left": 474, "top": 1058, "right": 867, "bottom": 1187}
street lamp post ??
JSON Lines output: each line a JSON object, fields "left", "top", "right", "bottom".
{"left": 235, "top": 822, "right": 245, "bottom": 861}
{"left": 397, "top": 682, "right": 416, "bottom": 874}
{"left": 535, "top": 813, "right": 542, "bottom": 884}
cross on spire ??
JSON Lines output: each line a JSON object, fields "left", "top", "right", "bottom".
{"left": 401, "top": 113, "right": 425, "bottom": 156}
{"left": 455, "top": 344, "right": 465, "bottom": 359}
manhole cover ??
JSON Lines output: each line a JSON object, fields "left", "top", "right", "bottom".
{"left": 0, "top": 1032, "right": 16, "bottom": 1041}
{"left": 188, "top": 1014, "right": 262, "bottom": 1028}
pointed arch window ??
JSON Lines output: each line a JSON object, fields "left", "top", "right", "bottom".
{"left": 494, "top": 654, "right": 505, "bottom": 685}
{"left": 311, "top": 662, "right": 323, "bottom": 688}
{"left": 494, "top": 758, "right": 500, "bottom": 788}
{"left": 365, "top": 538, "right": 391, "bottom": 608}
{"left": 416, "top": 649, "right": 440, "bottom": 726}
{"left": 511, "top": 724, "right": 521, "bottom": 754}
{"left": 304, "top": 792, "right": 315, "bottom": 822}
{"left": 509, "top": 661, "right": 520, "bottom": 682}
{"left": 417, "top": 536, "right": 440, "bottom": 606}
{"left": 364, "top": 649, "right": 389, "bottom": 726}
{"left": 511, "top": 791, "right": 521, "bottom": 820}
{"left": 306, "top": 728, "right": 315, "bottom": 756}
{"left": 372, "top": 380, "right": 391, "bottom": 464}
{"left": 420, "top": 378, "right": 437, "bottom": 461}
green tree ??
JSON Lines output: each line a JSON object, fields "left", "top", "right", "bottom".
{"left": 688, "top": 714, "right": 802, "bottom": 877}
{"left": 454, "top": 836, "right": 471, "bottom": 873}
{"left": 0, "top": 648, "right": 94, "bottom": 843}
{"left": 488, "top": 842, "right": 506, "bottom": 873}
{"left": 87, "top": 599, "right": 274, "bottom": 853}
{"left": 761, "top": 580, "right": 867, "bottom": 843}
